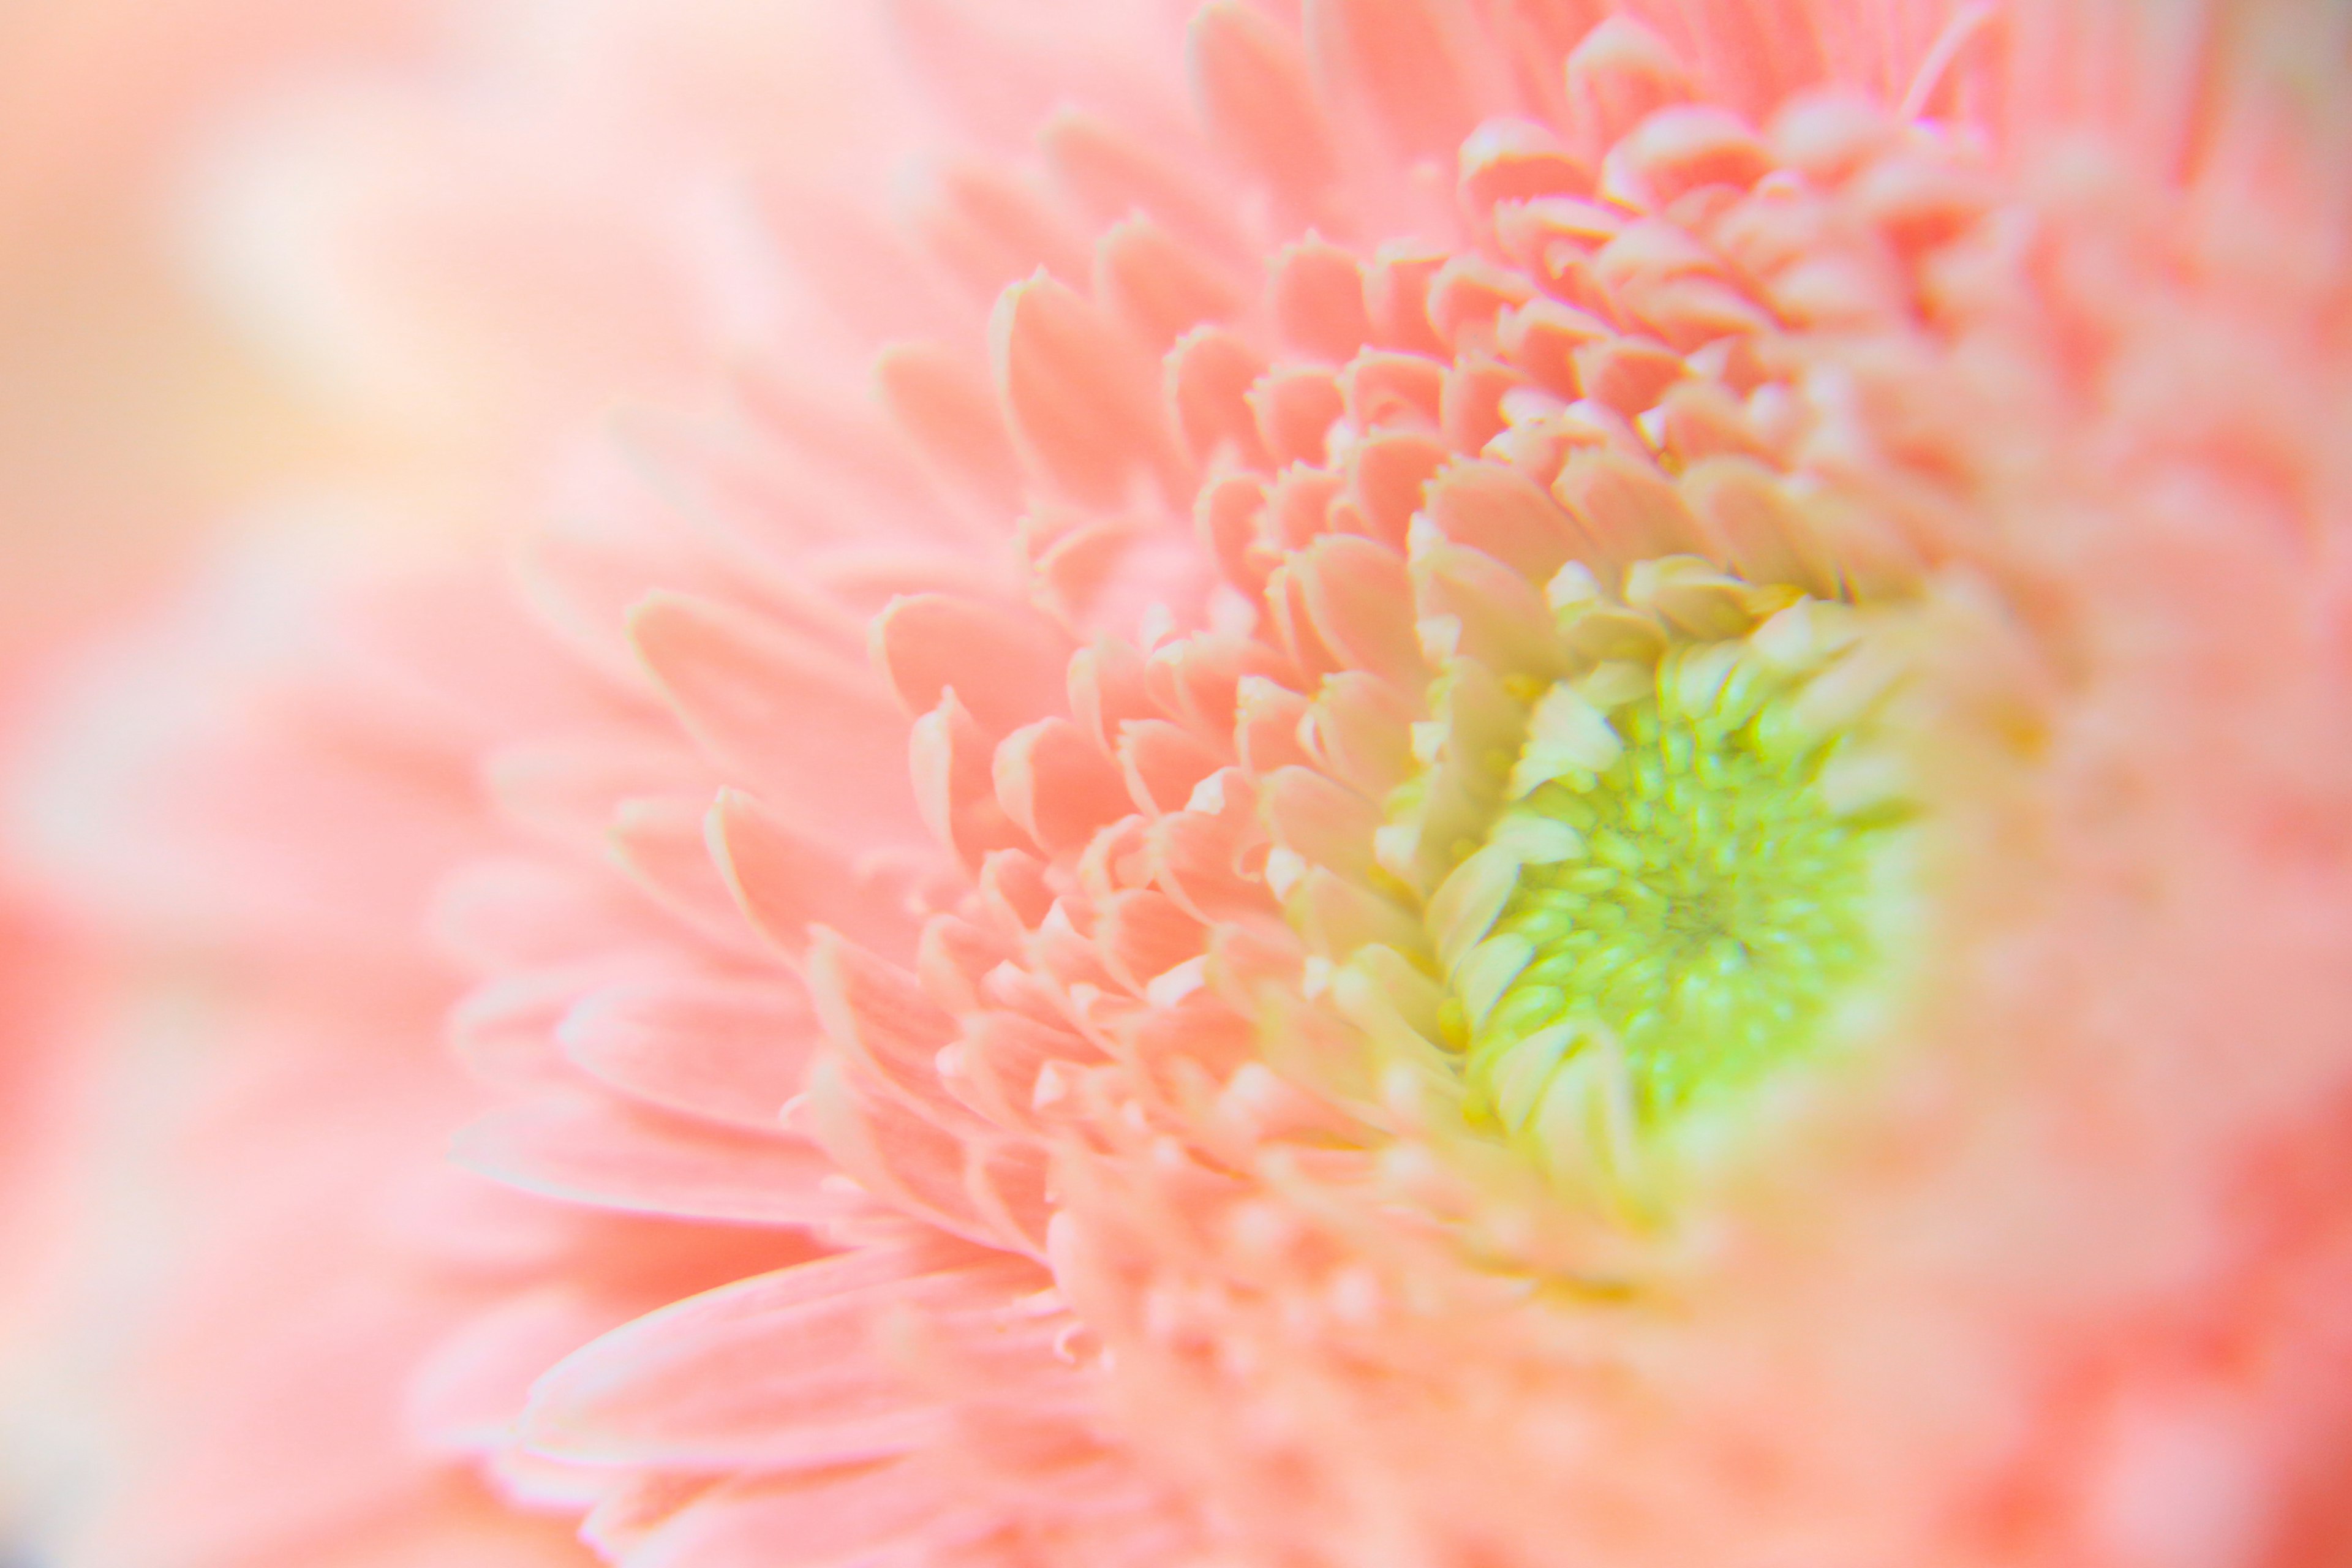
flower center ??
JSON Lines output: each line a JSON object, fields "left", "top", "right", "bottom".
{"left": 1435, "top": 609, "right": 1915, "bottom": 1166}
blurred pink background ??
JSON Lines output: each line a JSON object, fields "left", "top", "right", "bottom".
{"left": 0, "top": 0, "right": 460, "bottom": 654}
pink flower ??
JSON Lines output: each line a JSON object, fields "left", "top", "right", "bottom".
{"left": 18, "top": 2, "right": 2352, "bottom": 1566}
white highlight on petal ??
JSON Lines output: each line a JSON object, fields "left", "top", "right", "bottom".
{"left": 1457, "top": 935, "right": 1536, "bottom": 1029}
{"left": 1416, "top": 614, "right": 1463, "bottom": 662}
{"left": 1507, "top": 683, "right": 1623, "bottom": 797}
{"left": 1428, "top": 843, "right": 1526, "bottom": 971}
{"left": 1489, "top": 1021, "right": 1577, "bottom": 1133}
{"left": 1544, "top": 560, "right": 1604, "bottom": 612}
{"left": 1145, "top": 955, "right": 1208, "bottom": 1009}
{"left": 1373, "top": 822, "right": 1423, "bottom": 882}
{"left": 1409, "top": 720, "right": 1447, "bottom": 766}
{"left": 1530, "top": 1028, "right": 1638, "bottom": 1190}
{"left": 1815, "top": 746, "right": 1909, "bottom": 816}
{"left": 1749, "top": 598, "right": 1860, "bottom": 673}
{"left": 1486, "top": 811, "right": 1584, "bottom": 864}
{"left": 1300, "top": 955, "right": 1334, "bottom": 1000}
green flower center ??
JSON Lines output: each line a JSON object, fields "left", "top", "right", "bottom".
{"left": 1449, "top": 627, "right": 1913, "bottom": 1158}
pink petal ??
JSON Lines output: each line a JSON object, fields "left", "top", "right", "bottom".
{"left": 1339, "top": 349, "right": 1446, "bottom": 432}
{"left": 622, "top": 1462, "right": 996, "bottom": 1568}
{"left": 960, "top": 1139, "right": 1055, "bottom": 1261}
{"left": 993, "top": 716, "right": 1129, "bottom": 856}
{"left": 872, "top": 592, "right": 1070, "bottom": 736}
{"left": 1615, "top": 104, "right": 1776, "bottom": 206}
{"left": 1365, "top": 240, "right": 1449, "bottom": 355}
{"left": 409, "top": 1284, "right": 646, "bottom": 1452}
{"left": 1115, "top": 718, "right": 1226, "bottom": 816}
{"left": 1422, "top": 457, "right": 1584, "bottom": 582}
{"left": 559, "top": 974, "right": 817, "bottom": 1131}
{"left": 937, "top": 1009, "right": 1098, "bottom": 1134}
{"left": 974, "top": 848, "right": 1055, "bottom": 934}
{"left": 429, "top": 856, "right": 662, "bottom": 973}
{"left": 1551, "top": 447, "right": 1714, "bottom": 571}
{"left": 1770, "top": 89, "right": 1899, "bottom": 185}
{"left": 1498, "top": 294, "right": 1616, "bottom": 399}
{"left": 456, "top": 1092, "right": 848, "bottom": 1227}
{"left": 1270, "top": 236, "right": 1373, "bottom": 363}
{"left": 990, "top": 272, "right": 1170, "bottom": 505}
{"left": 1267, "top": 464, "right": 1346, "bottom": 550}
{"left": 913, "top": 910, "right": 1017, "bottom": 1017}
{"left": 1304, "top": 671, "right": 1417, "bottom": 795}
{"left": 1066, "top": 636, "right": 1158, "bottom": 754}
{"left": 1262, "top": 764, "right": 1382, "bottom": 885}
{"left": 1145, "top": 785, "right": 1269, "bottom": 925}
{"left": 1248, "top": 362, "right": 1348, "bottom": 468}
{"left": 1428, "top": 254, "right": 1540, "bottom": 354}
{"left": 803, "top": 932, "right": 981, "bottom": 1132}
{"left": 1654, "top": 377, "right": 1778, "bottom": 467}
{"left": 1186, "top": 2, "right": 1341, "bottom": 217}
{"left": 808, "top": 945, "right": 954, "bottom": 1084}
{"left": 608, "top": 793, "right": 769, "bottom": 957}
{"left": 1139, "top": 636, "right": 1241, "bottom": 733}
{"left": 1295, "top": 534, "right": 1422, "bottom": 683}
{"left": 627, "top": 591, "right": 907, "bottom": 830}
{"left": 873, "top": 341, "right": 1023, "bottom": 509}
{"left": 1564, "top": 17, "right": 1693, "bottom": 154}
{"left": 485, "top": 727, "right": 710, "bottom": 854}
{"left": 1411, "top": 536, "right": 1561, "bottom": 677}
{"left": 1458, "top": 116, "right": 1596, "bottom": 214}
{"left": 1093, "top": 889, "right": 1210, "bottom": 995}
{"left": 1040, "top": 110, "right": 1244, "bottom": 260}
{"left": 1196, "top": 470, "right": 1273, "bottom": 594}
{"left": 521, "top": 1243, "right": 1034, "bottom": 1469}
{"left": 802, "top": 1058, "right": 1013, "bottom": 1250}
{"left": 915, "top": 160, "right": 1090, "bottom": 301}
{"left": 1234, "top": 679, "right": 1313, "bottom": 775}
{"left": 1303, "top": 0, "right": 1480, "bottom": 160}
{"left": 1574, "top": 333, "right": 1689, "bottom": 417}
{"left": 1167, "top": 326, "right": 1273, "bottom": 469}
{"left": 1591, "top": 214, "right": 1724, "bottom": 301}
{"left": 910, "top": 689, "right": 1030, "bottom": 868}
{"left": 1439, "top": 355, "right": 1534, "bottom": 454}
{"left": 1267, "top": 557, "right": 1344, "bottom": 677}
{"left": 1678, "top": 454, "right": 1841, "bottom": 595}
{"left": 1341, "top": 428, "right": 1450, "bottom": 547}
{"left": 707, "top": 787, "right": 919, "bottom": 959}
{"left": 1095, "top": 216, "right": 1243, "bottom": 349}
{"left": 451, "top": 955, "right": 677, "bottom": 1090}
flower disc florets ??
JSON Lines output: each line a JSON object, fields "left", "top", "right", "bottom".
{"left": 1455, "top": 607, "right": 1915, "bottom": 1152}
{"left": 1381, "top": 540, "right": 1927, "bottom": 1194}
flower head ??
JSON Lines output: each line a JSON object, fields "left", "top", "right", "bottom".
{"left": 19, "top": 1, "right": 2352, "bottom": 1566}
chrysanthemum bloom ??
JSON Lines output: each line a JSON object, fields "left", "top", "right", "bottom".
{"left": 24, "top": 0, "right": 2352, "bottom": 1564}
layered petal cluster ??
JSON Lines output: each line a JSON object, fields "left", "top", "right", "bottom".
{"left": 18, "top": 1, "right": 2352, "bottom": 1567}
{"left": 2, "top": 540, "right": 815, "bottom": 1567}
{"left": 418, "top": 2, "right": 2352, "bottom": 1564}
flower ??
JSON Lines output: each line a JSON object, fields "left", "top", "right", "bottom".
{"left": 20, "top": 1, "right": 2352, "bottom": 1566}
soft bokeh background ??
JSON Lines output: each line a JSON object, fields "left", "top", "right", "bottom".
{"left": 0, "top": 0, "right": 462, "bottom": 1539}
{"left": 0, "top": 0, "right": 454, "bottom": 652}
{"left": 0, "top": 2, "right": 903, "bottom": 1551}
{"left": 0, "top": 0, "right": 903, "bottom": 654}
